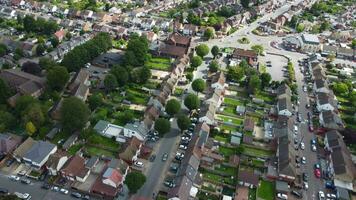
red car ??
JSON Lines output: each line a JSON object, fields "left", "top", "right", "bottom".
{"left": 314, "top": 169, "right": 321, "bottom": 178}
{"left": 309, "top": 125, "right": 314, "bottom": 132}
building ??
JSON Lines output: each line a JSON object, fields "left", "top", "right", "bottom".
{"left": 231, "top": 48, "right": 258, "bottom": 66}
{"left": 211, "top": 72, "right": 227, "bottom": 90}
{"left": 276, "top": 127, "right": 296, "bottom": 182}
{"left": 282, "top": 36, "right": 301, "bottom": 51}
{"left": 324, "top": 130, "right": 356, "bottom": 191}
{"left": 316, "top": 92, "right": 337, "bottom": 112}
{"left": 0, "top": 133, "right": 22, "bottom": 155}
{"left": 22, "top": 140, "right": 57, "bottom": 170}
{"left": 119, "top": 137, "right": 142, "bottom": 164}
{"left": 94, "top": 120, "right": 125, "bottom": 143}
{"left": 68, "top": 69, "right": 90, "bottom": 101}
{"left": 0, "top": 69, "right": 46, "bottom": 106}
{"left": 319, "top": 110, "right": 344, "bottom": 131}
{"left": 301, "top": 34, "right": 320, "bottom": 53}
{"left": 277, "top": 97, "right": 293, "bottom": 117}
{"left": 61, "top": 155, "right": 90, "bottom": 182}
{"left": 46, "top": 151, "right": 69, "bottom": 176}
{"left": 123, "top": 121, "right": 149, "bottom": 141}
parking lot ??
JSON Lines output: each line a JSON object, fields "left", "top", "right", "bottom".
{"left": 260, "top": 53, "right": 288, "bottom": 82}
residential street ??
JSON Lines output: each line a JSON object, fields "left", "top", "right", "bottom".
{"left": 134, "top": 119, "right": 181, "bottom": 199}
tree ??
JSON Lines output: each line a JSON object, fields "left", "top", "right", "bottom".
{"left": 22, "top": 61, "right": 42, "bottom": 75}
{"left": 0, "top": 79, "right": 10, "bottom": 104}
{"left": 154, "top": 118, "right": 171, "bottom": 136}
{"left": 60, "top": 97, "right": 90, "bottom": 132}
{"left": 39, "top": 57, "right": 56, "bottom": 69}
{"left": 211, "top": 45, "right": 220, "bottom": 58}
{"left": 177, "top": 114, "right": 191, "bottom": 131}
{"left": 123, "top": 35, "right": 149, "bottom": 67}
{"left": 296, "top": 23, "right": 305, "bottom": 33}
{"left": 195, "top": 44, "right": 209, "bottom": 58}
{"left": 0, "top": 43, "right": 7, "bottom": 57}
{"left": 88, "top": 93, "right": 103, "bottom": 110}
{"left": 204, "top": 28, "right": 215, "bottom": 40}
{"left": 260, "top": 73, "right": 272, "bottom": 88}
{"left": 320, "top": 21, "right": 331, "bottom": 32}
{"left": 23, "top": 103, "right": 45, "bottom": 128}
{"left": 125, "top": 172, "right": 146, "bottom": 194}
{"left": 184, "top": 93, "right": 200, "bottom": 111}
{"left": 165, "top": 99, "right": 181, "bottom": 116}
{"left": 110, "top": 65, "right": 129, "bottom": 86}
{"left": 350, "top": 91, "right": 356, "bottom": 107}
{"left": 104, "top": 74, "right": 118, "bottom": 92}
{"left": 36, "top": 43, "right": 46, "bottom": 56}
{"left": 248, "top": 75, "right": 261, "bottom": 94}
{"left": 47, "top": 66, "right": 70, "bottom": 91}
{"left": 327, "top": 53, "right": 336, "bottom": 62}
{"left": 192, "top": 79, "right": 205, "bottom": 94}
{"left": 241, "top": 0, "right": 250, "bottom": 8}
{"left": 130, "top": 66, "right": 151, "bottom": 84}
{"left": 26, "top": 121, "right": 37, "bottom": 135}
{"left": 0, "top": 111, "right": 16, "bottom": 132}
{"left": 227, "top": 66, "right": 244, "bottom": 82}
{"left": 208, "top": 60, "right": 220, "bottom": 72}
{"left": 50, "top": 37, "right": 59, "bottom": 47}
{"left": 332, "top": 82, "right": 349, "bottom": 95}
{"left": 190, "top": 56, "right": 202, "bottom": 68}
{"left": 251, "top": 45, "right": 264, "bottom": 55}
{"left": 351, "top": 38, "right": 356, "bottom": 50}
{"left": 15, "top": 95, "right": 37, "bottom": 116}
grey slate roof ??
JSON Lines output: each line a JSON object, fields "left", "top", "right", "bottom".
{"left": 23, "top": 141, "right": 56, "bottom": 164}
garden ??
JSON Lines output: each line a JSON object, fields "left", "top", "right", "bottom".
{"left": 257, "top": 180, "right": 275, "bottom": 200}
{"left": 145, "top": 57, "right": 172, "bottom": 71}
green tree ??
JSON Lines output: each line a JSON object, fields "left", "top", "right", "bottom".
{"left": 130, "top": 66, "right": 151, "bottom": 84}
{"left": 47, "top": 66, "right": 70, "bottom": 91}
{"left": 165, "top": 99, "right": 181, "bottom": 116}
{"left": 192, "top": 79, "right": 205, "bottom": 94}
{"left": 195, "top": 44, "right": 209, "bottom": 58}
{"left": 88, "top": 93, "right": 103, "bottom": 110}
{"left": 296, "top": 23, "right": 305, "bottom": 33}
{"left": 26, "top": 121, "right": 37, "bottom": 135}
{"left": 0, "top": 110, "right": 16, "bottom": 132}
{"left": 251, "top": 45, "right": 264, "bottom": 55}
{"left": 0, "top": 79, "right": 10, "bottom": 104}
{"left": 154, "top": 118, "right": 171, "bottom": 135}
{"left": 248, "top": 74, "right": 261, "bottom": 94}
{"left": 60, "top": 97, "right": 90, "bottom": 132}
{"left": 190, "top": 56, "right": 202, "bottom": 68}
{"left": 211, "top": 45, "right": 220, "bottom": 58}
{"left": 36, "top": 44, "right": 46, "bottom": 56}
{"left": 23, "top": 103, "right": 45, "bottom": 128}
{"left": 208, "top": 60, "right": 220, "bottom": 72}
{"left": 349, "top": 91, "right": 356, "bottom": 107}
{"left": 123, "top": 35, "right": 149, "bottom": 67}
{"left": 241, "top": 0, "right": 250, "bottom": 8}
{"left": 177, "top": 114, "right": 191, "bottom": 131}
{"left": 110, "top": 65, "right": 129, "bottom": 86}
{"left": 39, "top": 57, "right": 56, "bottom": 69}
{"left": 332, "top": 82, "right": 349, "bottom": 95}
{"left": 260, "top": 73, "right": 272, "bottom": 88}
{"left": 15, "top": 95, "right": 37, "bottom": 116}
{"left": 320, "top": 21, "right": 331, "bottom": 32}
{"left": 50, "top": 37, "right": 59, "bottom": 47}
{"left": 351, "top": 39, "right": 356, "bottom": 50}
{"left": 0, "top": 43, "right": 7, "bottom": 57}
{"left": 227, "top": 66, "right": 244, "bottom": 82}
{"left": 204, "top": 28, "right": 215, "bottom": 40}
{"left": 125, "top": 172, "right": 146, "bottom": 194}
{"left": 184, "top": 93, "right": 200, "bottom": 111}
{"left": 104, "top": 74, "right": 118, "bottom": 92}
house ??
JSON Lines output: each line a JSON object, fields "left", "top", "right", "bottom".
{"left": 0, "top": 133, "right": 22, "bottom": 155}
{"left": 62, "top": 133, "right": 79, "bottom": 150}
{"left": 119, "top": 137, "right": 142, "bottom": 164}
{"left": 211, "top": 72, "right": 227, "bottom": 90}
{"left": 166, "top": 33, "right": 191, "bottom": 48}
{"left": 46, "top": 151, "right": 69, "bottom": 176}
{"left": 0, "top": 69, "right": 46, "bottom": 106}
{"left": 12, "top": 137, "right": 36, "bottom": 162}
{"left": 282, "top": 36, "right": 302, "bottom": 51}
{"left": 54, "top": 29, "right": 66, "bottom": 42}
{"left": 277, "top": 97, "right": 293, "bottom": 117}
{"left": 301, "top": 34, "right": 320, "bottom": 53}
{"left": 0, "top": 7, "right": 16, "bottom": 19}
{"left": 238, "top": 170, "right": 259, "bottom": 187}
{"left": 144, "top": 105, "right": 160, "bottom": 121}
{"left": 206, "top": 88, "right": 224, "bottom": 108}
{"left": 314, "top": 78, "right": 329, "bottom": 93}
{"left": 183, "top": 24, "right": 198, "bottom": 36}
{"left": 22, "top": 140, "right": 57, "bottom": 170}
{"left": 231, "top": 48, "right": 258, "bottom": 66}
{"left": 155, "top": 43, "right": 188, "bottom": 59}
{"left": 319, "top": 110, "right": 344, "bottom": 131}
{"left": 324, "top": 130, "right": 356, "bottom": 191}
{"left": 230, "top": 132, "right": 243, "bottom": 146}
{"left": 142, "top": 31, "right": 157, "bottom": 42}
{"left": 243, "top": 117, "right": 255, "bottom": 132}
{"left": 21, "top": 42, "right": 36, "bottom": 57}
{"left": 276, "top": 84, "right": 291, "bottom": 99}
{"left": 316, "top": 92, "right": 337, "bottom": 111}
{"left": 123, "top": 121, "right": 149, "bottom": 141}
{"left": 276, "top": 128, "right": 296, "bottom": 182}
{"left": 68, "top": 69, "right": 90, "bottom": 101}
{"left": 61, "top": 155, "right": 90, "bottom": 182}
{"left": 199, "top": 103, "right": 216, "bottom": 125}
{"left": 94, "top": 120, "right": 125, "bottom": 143}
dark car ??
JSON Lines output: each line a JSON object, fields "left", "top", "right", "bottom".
{"left": 302, "top": 173, "right": 308, "bottom": 181}
{"left": 6, "top": 158, "right": 15, "bottom": 167}
{"left": 0, "top": 188, "right": 8, "bottom": 194}
{"left": 20, "top": 178, "right": 31, "bottom": 184}
{"left": 325, "top": 181, "right": 336, "bottom": 190}
{"left": 291, "top": 190, "right": 303, "bottom": 198}
{"left": 149, "top": 154, "right": 156, "bottom": 162}
{"left": 82, "top": 195, "right": 90, "bottom": 200}
{"left": 71, "top": 192, "right": 82, "bottom": 198}
{"left": 42, "top": 183, "right": 51, "bottom": 190}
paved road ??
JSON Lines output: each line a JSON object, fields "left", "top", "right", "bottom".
{"left": 134, "top": 119, "right": 181, "bottom": 199}
{"left": 0, "top": 173, "right": 82, "bottom": 200}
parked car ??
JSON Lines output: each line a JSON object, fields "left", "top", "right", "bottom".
{"left": 291, "top": 190, "right": 303, "bottom": 199}
{"left": 20, "top": 178, "right": 31, "bottom": 184}
{"left": 179, "top": 145, "right": 187, "bottom": 150}
{"left": 41, "top": 183, "right": 51, "bottom": 190}
{"left": 149, "top": 154, "right": 156, "bottom": 162}
{"left": 303, "top": 182, "right": 308, "bottom": 190}
{"left": 134, "top": 161, "right": 144, "bottom": 168}
{"left": 325, "top": 181, "right": 335, "bottom": 190}
{"left": 71, "top": 192, "right": 82, "bottom": 198}
{"left": 314, "top": 163, "right": 321, "bottom": 169}
{"left": 164, "top": 179, "right": 176, "bottom": 188}
{"left": 311, "top": 144, "right": 317, "bottom": 152}
{"left": 300, "top": 142, "right": 305, "bottom": 150}
{"left": 0, "top": 187, "right": 8, "bottom": 194}
{"left": 52, "top": 186, "right": 60, "bottom": 192}
{"left": 301, "top": 157, "right": 306, "bottom": 164}
{"left": 6, "top": 158, "right": 15, "bottom": 167}
{"left": 17, "top": 170, "right": 26, "bottom": 176}
{"left": 60, "top": 188, "right": 69, "bottom": 194}
{"left": 314, "top": 169, "right": 321, "bottom": 178}
{"left": 302, "top": 173, "right": 308, "bottom": 181}
{"left": 277, "top": 193, "right": 288, "bottom": 199}
{"left": 162, "top": 153, "right": 168, "bottom": 161}
{"left": 82, "top": 195, "right": 90, "bottom": 200}
{"left": 311, "top": 139, "right": 316, "bottom": 145}
{"left": 309, "top": 125, "right": 314, "bottom": 132}
{"left": 9, "top": 175, "right": 20, "bottom": 181}
{"left": 318, "top": 191, "right": 325, "bottom": 200}
{"left": 326, "top": 193, "right": 336, "bottom": 199}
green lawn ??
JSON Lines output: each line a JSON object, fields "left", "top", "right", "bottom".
{"left": 224, "top": 98, "right": 243, "bottom": 106}
{"left": 146, "top": 57, "right": 171, "bottom": 71}
{"left": 126, "top": 88, "right": 150, "bottom": 105}
{"left": 219, "top": 124, "right": 239, "bottom": 132}
{"left": 257, "top": 180, "right": 275, "bottom": 200}
{"left": 222, "top": 105, "right": 236, "bottom": 115}
{"left": 214, "top": 165, "right": 238, "bottom": 176}
{"left": 51, "top": 131, "right": 72, "bottom": 144}
{"left": 68, "top": 144, "right": 83, "bottom": 155}
{"left": 255, "top": 91, "right": 275, "bottom": 104}
{"left": 218, "top": 146, "right": 236, "bottom": 157}
{"left": 85, "top": 146, "right": 116, "bottom": 157}
{"left": 87, "top": 134, "right": 120, "bottom": 152}
{"left": 214, "top": 134, "right": 230, "bottom": 143}
{"left": 216, "top": 114, "right": 243, "bottom": 125}
{"left": 242, "top": 145, "right": 273, "bottom": 158}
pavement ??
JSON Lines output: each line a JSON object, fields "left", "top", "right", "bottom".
{"left": 133, "top": 119, "right": 181, "bottom": 199}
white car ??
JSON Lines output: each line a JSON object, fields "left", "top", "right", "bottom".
{"left": 181, "top": 136, "right": 190, "bottom": 141}
{"left": 300, "top": 142, "right": 305, "bottom": 150}
{"left": 134, "top": 161, "right": 144, "bottom": 168}
{"left": 179, "top": 145, "right": 187, "bottom": 150}
{"left": 303, "top": 182, "right": 309, "bottom": 190}
{"left": 277, "top": 193, "right": 288, "bottom": 199}
{"left": 311, "top": 144, "right": 317, "bottom": 152}
{"left": 60, "top": 188, "right": 69, "bottom": 194}
{"left": 9, "top": 175, "right": 20, "bottom": 181}
{"left": 301, "top": 157, "right": 306, "bottom": 164}
{"left": 303, "top": 86, "right": 307, "bottom": 92}
{"left": 326, "top": 194, "right": 336, "bottom": 199}
{"left": 319, "top": 191, "right": 325, "bottom": 200}
{"left": 294, "top": 125, "right": 298, "bottom": 133}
